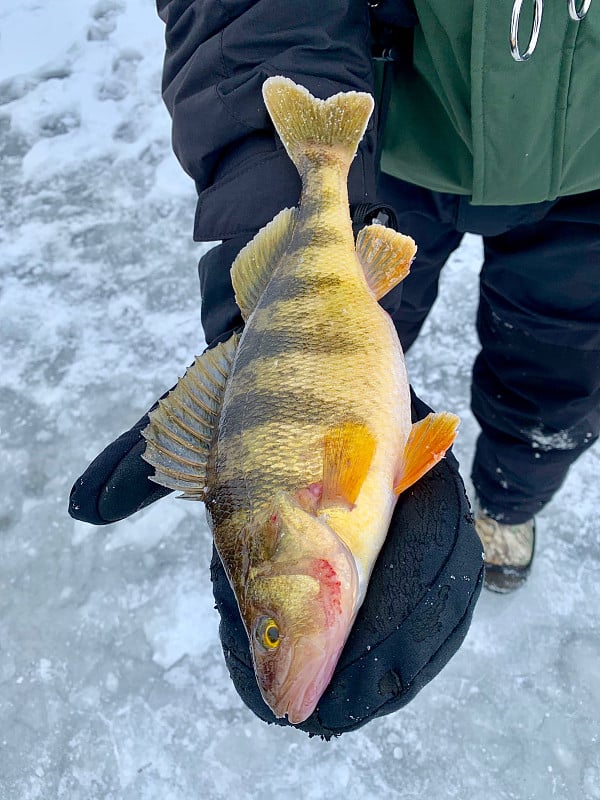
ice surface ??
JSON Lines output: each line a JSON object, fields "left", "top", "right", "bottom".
{"left": 0, "top": 2, "right": 599, "bottom": 798}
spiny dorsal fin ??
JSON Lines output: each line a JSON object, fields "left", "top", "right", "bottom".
{"left": 262, "top": 76, "right": 374, "bottom": 173}
{"left": 141, "top": 333, "right": 239, "bottom": 499}
{"left": 394, "top": 412, "right": 460, "bottom": 495}
{"left": 356, "top": 224, "right": 417, "bottom": 300}
{"left": 322, "top": 421, "right": 376, "bottom": 509}
{"left": 231, "top": 207, "right": 297, "bottom": 321}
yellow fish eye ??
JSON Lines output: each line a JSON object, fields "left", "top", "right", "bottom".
{"left": 257, "top": 617, "right": 281, "bottom": 650}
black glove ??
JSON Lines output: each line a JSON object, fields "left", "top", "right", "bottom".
{"left": 69, "top": 223, "right": 483, "bottom": 738}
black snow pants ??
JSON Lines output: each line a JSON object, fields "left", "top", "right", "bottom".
{"left": 377, "top": 173, "right": 600, "bottom": 523}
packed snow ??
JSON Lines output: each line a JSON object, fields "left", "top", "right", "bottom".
{"left": 1, "top": 2, "right": 599, "bottom": 798}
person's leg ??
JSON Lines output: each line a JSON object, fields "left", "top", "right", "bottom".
{"left": 471, "top": 190, "right": 600, "bottom": 524}
{"left": 376, "top": 173, "right": 464, "bottom": 350}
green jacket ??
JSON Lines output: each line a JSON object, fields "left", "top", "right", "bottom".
{"left": 380, "top": 0, "right": 600, "bottom": 205}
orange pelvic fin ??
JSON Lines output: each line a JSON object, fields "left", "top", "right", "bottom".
{"left": 322, "top": 421, "right": 376, "bottom": 509}
{"left": 394, "top": 412, "right": 460, "bottom": 495}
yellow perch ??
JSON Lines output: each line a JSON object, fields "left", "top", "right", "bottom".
{"left": 142, "top": 76, "right": 459, "bottom": 724}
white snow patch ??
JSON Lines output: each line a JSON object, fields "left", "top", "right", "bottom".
{"left": 0, "top": 2, "right": 90, "bottom": 78}
{"left": 528, "top": 426, "right": 578, "bottom": 451}
{"left": 144, "top": 583, "right": 214, "bottom": 670}
{"left": 105, "top": 502, "right": 188, "bottom": 552}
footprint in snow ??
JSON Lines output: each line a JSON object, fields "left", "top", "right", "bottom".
{"left": 87, "top": 0, "right": 126, "bottom": 42}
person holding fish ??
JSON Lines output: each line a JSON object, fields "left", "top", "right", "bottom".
{"left": 70, "top": 0, "right": 598, "bottom": 735}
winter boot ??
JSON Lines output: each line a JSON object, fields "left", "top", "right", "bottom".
{"left": 474, "top": 504, "right": 535, "bottom": 593}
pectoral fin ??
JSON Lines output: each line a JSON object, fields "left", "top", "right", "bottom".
{"left": 322, "top": 422, "right": 376, "bottom": 509}
{"left": 394, "top": 412, "right": 460, "bottom": 495}
{"left": 356, "top": 224, "right": 417, "bottom": 300}
{"left": 231, "top": 207, "right": 297, "bottom": 320}
{"left": 141, "top": 334, "right": 239, "bottom": 499}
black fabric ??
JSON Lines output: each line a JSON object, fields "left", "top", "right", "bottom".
{"left": 156, "top": 0, "right": 379, "bottom": 241}
{"left": 211, "top": 390, "right": 483, "bottom": 738}
{"left": 369, "top": 1, "right": 418, "bottom": 63}
{"left": 368, "top": 0, "right": 418, "bottom": 29}
{"left": 377, "top": 173, "right": 600, "bottom": 523}
{"left": 198, "top": 236, "right": 249, "bottom": 345}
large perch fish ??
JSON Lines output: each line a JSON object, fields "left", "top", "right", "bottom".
{"left": 142, "top": 76, "right": 459, "bottom": 724}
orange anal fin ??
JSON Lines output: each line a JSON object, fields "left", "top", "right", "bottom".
{"left": 394, "top": 412, "right": 460, "bottom": 495}
{"left": 322, "top": 422, "right": 376, "bottom": 509}
{"left": 356, "top": 224, "right": 417, "bottom": 300}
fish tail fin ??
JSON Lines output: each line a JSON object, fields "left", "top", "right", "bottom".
{"left": 262, "top": 76, "right": 374, "bottom": 174}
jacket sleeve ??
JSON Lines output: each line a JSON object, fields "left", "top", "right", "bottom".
{"left": 156, "top": 0, "right": 378, "bottom": 241}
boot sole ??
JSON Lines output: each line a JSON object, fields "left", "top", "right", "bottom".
{"left": 484, "top": 563, "right": 531, "bottom": 593}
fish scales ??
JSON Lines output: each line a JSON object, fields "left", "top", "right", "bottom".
{"left": 142, "top": 76, "right": 459, "bottom": 724}
{"left": 212, "top": 156, "right": 409, "bottom": 576}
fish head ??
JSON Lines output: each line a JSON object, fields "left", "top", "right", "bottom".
{"left": 243, "top": 492, "right": 359, "bottom": 724}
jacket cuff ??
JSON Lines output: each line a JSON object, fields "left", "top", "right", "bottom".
{"left": 192, "top": 140, "right": 377, "bottom": 242}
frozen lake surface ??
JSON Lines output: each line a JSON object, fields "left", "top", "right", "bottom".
{"left": 1, "top": 2, "right": 599, "bottom": 798}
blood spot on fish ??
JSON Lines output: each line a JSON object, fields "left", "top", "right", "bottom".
{"left": 309, "top": 558, "right": 342, "bottom": 625}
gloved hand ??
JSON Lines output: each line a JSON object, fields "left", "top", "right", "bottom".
{"left": 69, "top": 224, "right": 484, "bottom": 738}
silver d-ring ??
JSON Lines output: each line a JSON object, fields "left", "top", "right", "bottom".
{"left": 510, "top": 0, "right": 544, "bottom": 61}
{"left": 568, "top": 0, "right": 592, "bottom": 21}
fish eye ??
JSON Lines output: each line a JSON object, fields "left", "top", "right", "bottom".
{"left": 256, "top": 617, "right": 281, "bottom": 650}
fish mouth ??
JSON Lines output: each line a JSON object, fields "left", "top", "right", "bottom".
{"left": 268, "top": 629, "right": 350, "bottom": 725}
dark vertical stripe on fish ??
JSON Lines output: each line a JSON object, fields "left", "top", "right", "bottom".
{"left": 218, "top": 389, "right": 357, "bottom": 439}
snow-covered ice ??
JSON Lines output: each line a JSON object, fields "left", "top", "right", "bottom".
{"left": 1, "top": 2, "right": 599, "bottom": 798}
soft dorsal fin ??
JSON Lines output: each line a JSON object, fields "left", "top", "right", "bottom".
{"left": 141, "top": 334, "right": 239, "bottom": 499}
{"left": 230, "top": 207, "right": 297, "bottom": 320}
{"left": 322, "top": 421, "right": 376, "bottom": 509}
{"left": 394, "top": 412, "right": 460, "bottom": 495}
{"left": 356, "top": 224, "right": 417, "bottom": 300}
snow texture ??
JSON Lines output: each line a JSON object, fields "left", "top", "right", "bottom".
{"left": 1, "top": 2, "right": 599, "bottom": 798}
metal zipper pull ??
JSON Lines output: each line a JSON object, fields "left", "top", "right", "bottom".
{"left": 568, "top": 0, "right": 592, "bottom": 20}
{"left": 510, "top": 0, "right": 544, "bottom": 61}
